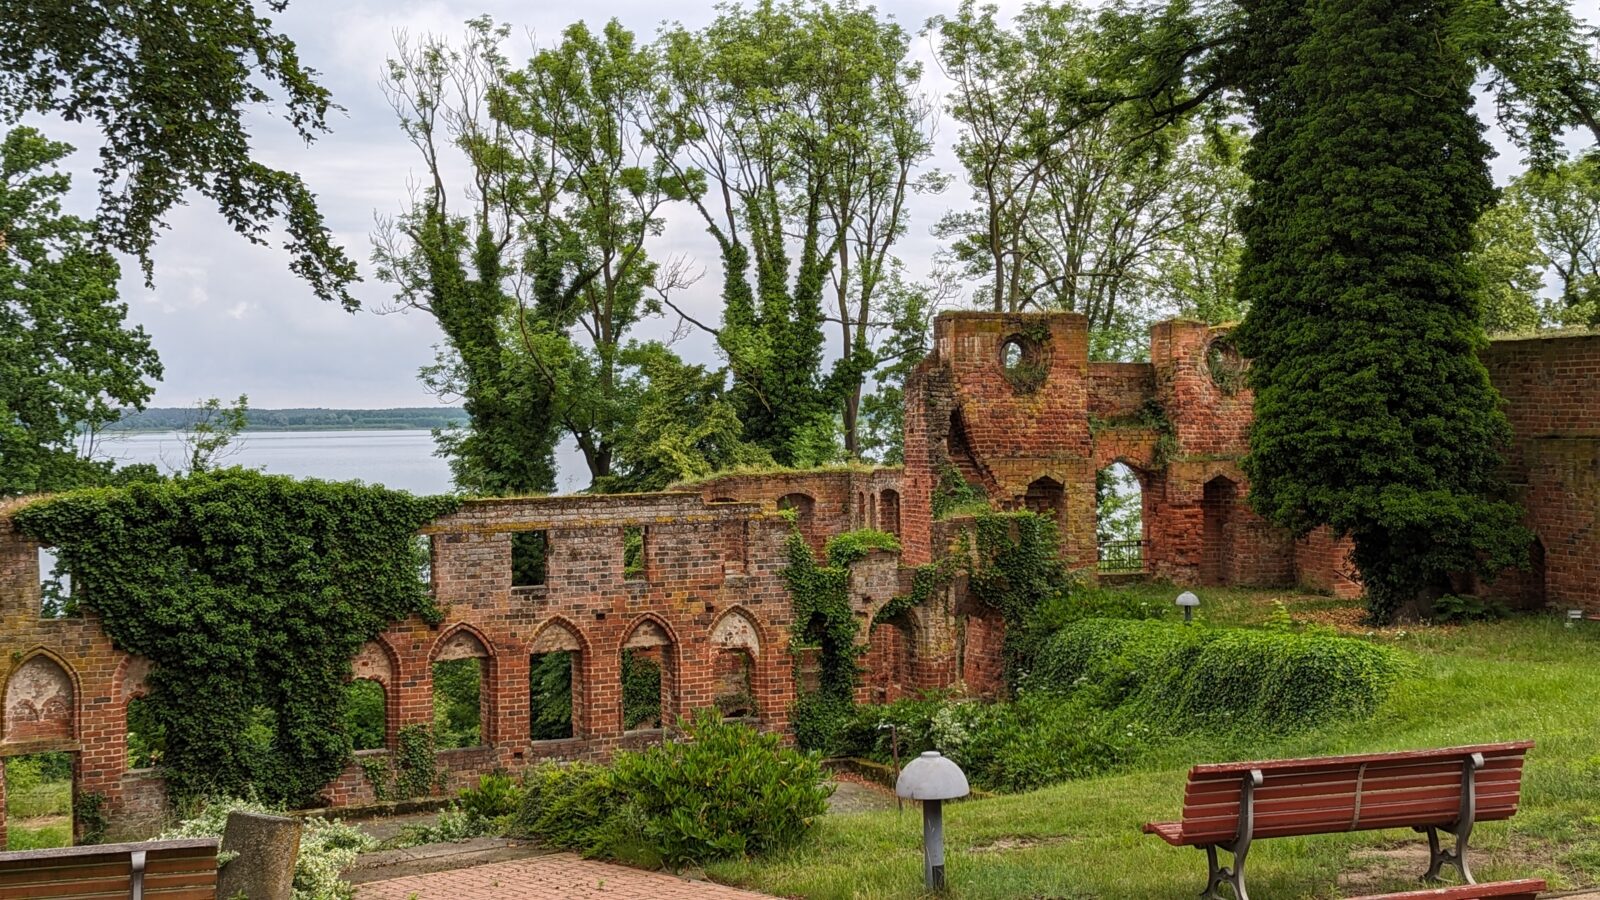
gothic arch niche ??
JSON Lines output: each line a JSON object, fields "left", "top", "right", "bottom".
{"left": 4, "top": 653, "right": 76, "bottom": 745}
{"left": 530, "top": 619, "right": 585, "bottom": 741}
{"left": 777, "top": 493, "right": 815, "bottom": 526}
{"left": 710, "top": 608, "right": 761, "bottom": 720}
{"left": 1201, "top": 476, "right": 1239, "bottom": 586}
{"left": 620, "top": 616, "right": 676, "bottom": 732}
{"left": 1024, "top": 476, "right": 1065, "bottom": 525}
{"left": 430, "top": 627, "right": 492, "bottom": 748}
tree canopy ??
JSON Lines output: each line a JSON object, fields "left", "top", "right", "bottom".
{"left": 0, "top": 0, "right": 358, "bottom": 307}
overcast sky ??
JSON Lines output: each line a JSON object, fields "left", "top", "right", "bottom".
{"left": 28, "top": 0, "right": 1600, "bottom": 416}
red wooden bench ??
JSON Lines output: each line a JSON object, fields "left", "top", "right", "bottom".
{"left": 0, "top": 838, "right": 219, "bottom": 899}
{"left": 1143, "top": 741, "right": 1534, "bottom": 900}
{"left": 1346, "top": 879, "right": 1546, "bottom": 899}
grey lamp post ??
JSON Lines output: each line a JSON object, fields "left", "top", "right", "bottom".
{"left": 895, "top": 751, "right": 969, "bottom": 891}
{"left": 1177, "top": 590, "right": 1200, "bottom": 624}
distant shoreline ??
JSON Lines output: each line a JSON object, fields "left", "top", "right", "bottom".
{"left": 102, "top": 407, "right": 469, "bottom": 434}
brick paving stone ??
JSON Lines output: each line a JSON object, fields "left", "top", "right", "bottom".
{"left": 354, "top": 852, "right": 774, "bottom": 899}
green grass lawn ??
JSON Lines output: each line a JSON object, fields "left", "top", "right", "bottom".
{"left": 709, "top": 588, "right": 1600, "bottom": 899}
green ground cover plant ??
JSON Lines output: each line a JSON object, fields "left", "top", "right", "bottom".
{"left": 709, "top": 593, "right": 1600, "bottom": 899}
{"left": 158, "top": 797, "right": 376, "bottom": 900}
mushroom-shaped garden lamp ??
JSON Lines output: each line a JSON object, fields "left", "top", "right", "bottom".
{"left": 1177, "top": 590, "right": 1200, "bottom": 625}
{"left": 895, "top": 751, "right": 970, "bottom": 890}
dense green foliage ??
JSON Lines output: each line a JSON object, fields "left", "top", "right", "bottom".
{"left": 0, "top": 1, "right": 357, "bottom": 306}
{"left": 342, "top": 681, "right": 386, "bottom": 752}
{"left": 0, "top": 127, "right": 161, "bottom": 497}
{"left": 512, "top": 716, "right": 830, "bottom": 868}
{"left": 1232, "top": 0, "right": 1531, "bottom": 623}
{"left": 13, "top": 470, "right": 458, "bottom": 806}
{"left": 841, "top": 619, "right": 1403, "bottom": 792}
{"left": 621, "top": 650, "right": 663, "bottom": 730}
{"left": 529, "top": 652, "right": 574, "bottom": 740}
{"left": 967, "top": 512, "right": 1074, "bottom": 685}
{"left": 431, "top": 658, "right": 482, "bottom": 749}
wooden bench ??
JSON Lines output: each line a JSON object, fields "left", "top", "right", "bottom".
{"left": 0, "top": 838, "right": 219, "bottom": 899}
{"left": 1346, "top": 879, "right": 1547, "bottom": 899}
{"left": 1143, "top": 741, "right": 1534, "bottom": 900}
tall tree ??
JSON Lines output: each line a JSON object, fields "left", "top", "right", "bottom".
{"left": 0, "top": 1, "right": 358, "bottom": 306}
{"left": 374, "top": 22, "right": 561, "bottom": 495}
{"left": 654, "top": 0, "right": 931, "bottom": 462}
{"left": 1507, "top": 154, "right": 1600, "bottom": 326}
{"left": 1467, "top": 195, "right": 1550, "bottom": 333}
{"left": 930, "top": 0, "right": 1247, "bottom": 358}
{"left": 1232, "top": 0, "right": 1528, "bottom": 623}
{"left": 0, "top": 127, "right": 161, "bottom": 497}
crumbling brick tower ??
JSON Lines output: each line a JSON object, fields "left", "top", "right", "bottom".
{"left": 902, "top": 311, "right": 1302, "bottom": 588}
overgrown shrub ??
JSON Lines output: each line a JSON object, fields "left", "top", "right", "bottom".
{"left": 612, "top": 714, "right": 832, "bottom": 867}
{"left": 1028, "top": 619, "right": 1404, "bottom": 732}
{"left": 1431, "top": 594, "right": 1510, "bottom": 623}
{"left": 458, "top": 771, "right": 523, "bottom": 823}
{"left": 509, "top": 762, "right": 625, "bottom": 857}
{"left": 512, "top": 717, "right": 830, "bottom": 868}
{"left": 841, "top": 621, "right": 1405, "bottom": 793}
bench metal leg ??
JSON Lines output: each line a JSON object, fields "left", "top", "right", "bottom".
{"left": 1200, "top": 768, "right": 1261, "bottom": 900}
{"left": 1201, "top": 843, "right": 1250, "bottom": 900}
{"left": 1421, "top": 825, "right": 1474, "bottom": 885}
{"left": 1420, "top": 751, "right": 1484, "bottom": 885}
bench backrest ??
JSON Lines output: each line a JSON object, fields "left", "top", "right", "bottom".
{"left": 1177, "top": 742, "right": 1532, "bottom": 845}
{"left": 0, "top": 838, "right": 219, "bottom": 899}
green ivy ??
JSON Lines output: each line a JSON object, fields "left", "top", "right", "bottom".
{"left": 873, "top": 559, "right": 955, "bottom": 626}
{"left": 932, "top": 464, "right": 987, "bottom": 519}
{"left": 73, "top": 792, "right": 109, "bottom": 845}
{"left": 362, "top": 724, "right": 445, "bottom": 803}
{"left": 823, "top": 529, "right": 901, "bottom": 567}
{"left": 782, "top": 532, "right": 862, "bottom": 703}
{"left": 967, "top": 512, "right": 1073, "bottom": 688}
{"left": 13, "top": 469, "right": 459, "bottom": 807}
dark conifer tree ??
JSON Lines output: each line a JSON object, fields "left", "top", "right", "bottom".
{"left": 1233, "top": 0, "right": 1530, "bottom": 622}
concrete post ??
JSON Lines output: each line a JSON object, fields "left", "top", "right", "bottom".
{"left": 216, "top": 810, "right": 301, "bottom": 900}
{"left": 922, "top": 798, "right": 946, "bottom": 890}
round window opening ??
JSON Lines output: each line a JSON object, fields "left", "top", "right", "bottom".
{"left": 1205, "top": 338, "right": 1246, "bottom": 395}
{"left": 999, "top": 334, "right": 1048, "bottom": 393}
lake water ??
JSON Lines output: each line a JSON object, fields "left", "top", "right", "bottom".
{"left": 97, "top": 430, "right": 455, "bottom": 495}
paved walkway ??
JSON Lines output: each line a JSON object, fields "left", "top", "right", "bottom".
{"left": 355, "top": 852, "right": 772, "bottom": 899}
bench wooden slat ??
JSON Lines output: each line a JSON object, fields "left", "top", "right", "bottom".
{"left": 1344, "top": 878, "right": 1546, "bottom": 900}
{"left": 1181, "top": 783, "right": 1524, "bottom": 825}
{"left": 0, "top": 839, "right": 218, "bottom": 900}
{"left": 1186, "top": 741, "right": 1534, "bottom": 776}
{"left": 1183, "top": 757, "right": 1526, "bottom": 802}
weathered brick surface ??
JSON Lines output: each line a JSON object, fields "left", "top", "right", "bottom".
{"left": 1482, "top": 334, "right": 1600, "bottom": 611}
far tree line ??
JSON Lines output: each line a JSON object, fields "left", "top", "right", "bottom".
{"left": 5, "top": 0, "right": 1600, "bottom": 620}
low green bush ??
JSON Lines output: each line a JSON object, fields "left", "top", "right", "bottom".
{"left": 158, "top": 797, "right": 376, "bottom": 900}
{"left": 842, "top": 621, "right": 1405, "bottom": 793}
{"left": 1028, "top": 619, "right": 1404, "bottom": 732}
{"left": 1431, "top": 594, "right": 1510, "bottom": 623}
{"left": 511, "top": 716, "right": 831, "bottom": 868}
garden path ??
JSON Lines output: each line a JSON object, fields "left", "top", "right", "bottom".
{"left": 353, "top": 852, "right": 775, "bottom": 899}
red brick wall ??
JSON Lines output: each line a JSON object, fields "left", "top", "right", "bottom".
{"left": 1483, "top": 334, "right": 1600, "bottom": 611}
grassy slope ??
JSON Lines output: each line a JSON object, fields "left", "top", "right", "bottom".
{"left": 709, "top": 588, "right": 1600, "bottom": 899}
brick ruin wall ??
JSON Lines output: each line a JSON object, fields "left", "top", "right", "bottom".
{"left": 0, "top": 317, "right": 1591, "bottom": 844}
{"left": 902, "top": 312, "right": 1597, "bottom": 607}
{"left": 0, "top": 477, "right": 978, "bottom": 842}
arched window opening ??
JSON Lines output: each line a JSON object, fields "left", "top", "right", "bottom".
{"left": 344, "top": 679, "right": 387, "bottom": 751}
{"left": 711, "top": 610, "right": 761, "bottom": 721}
{"left": 1201, "top": 476, "right": 1238, "bottom": 586}
{"left": 431, "top": 629, "right": 489, "bottom": 749}
{"left": 620, "top": 619, "right": 673, "bottom": 733}
{"left": 529, "top": 620, "right": 583, "bottom": 741}
{"left": 879, "top": 489, "right": 901, "bottom": 537}
{"left": 1096, "top": 463, "right": 1145, "bottom": 574}
{"left": 126, "top": 696, "right": 165, "bottom": 769}
{"left": 3, "top": 751, "right": 74, "bottom": 849}
{"left": 777, "top": 493, "right": 815, "bottom": 527}
{"left": 1024, "top": 476, "right": 1065, "bottom": 521}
